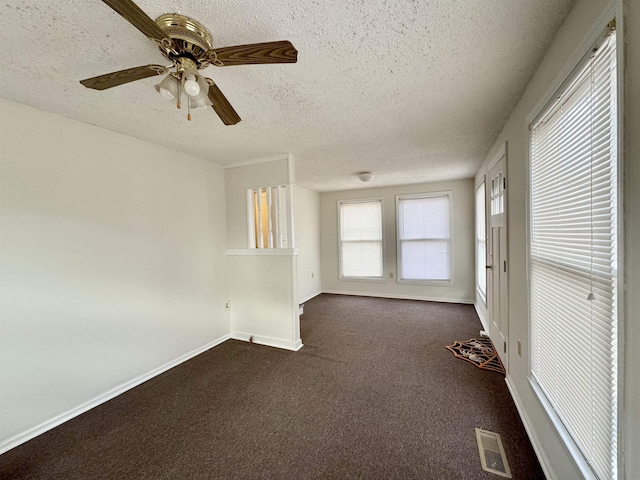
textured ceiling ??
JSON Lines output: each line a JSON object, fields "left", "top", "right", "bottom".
{"left": 0, "top": 0, "right": 575, "bottom": 191}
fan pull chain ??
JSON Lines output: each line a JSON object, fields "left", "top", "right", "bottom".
{"left": 187, "top": 98, "right": 191, "bottom": 121}
{"left": 177, "top": 74, "right": 183, "bottom": 109}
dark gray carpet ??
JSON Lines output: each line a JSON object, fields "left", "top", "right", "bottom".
{"left": 0, "top": 294, "right": 544, "bottom": 479}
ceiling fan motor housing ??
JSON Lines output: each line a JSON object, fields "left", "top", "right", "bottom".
{"left": 155, "top": 14, "right": 213, "bottom": 68}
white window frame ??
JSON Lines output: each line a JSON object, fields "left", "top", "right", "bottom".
{"left": 526, "top": 12, "right": 622, "bottom": 480}
{"left": 337, "top": 198, "right": 384, "bottom": 282}
{"left": 396, "top": 191, "right": 453, "bottom": 286}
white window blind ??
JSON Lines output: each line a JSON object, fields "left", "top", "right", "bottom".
{"left": 397, "top": 193, "right": 451, "bottom": 282}
{"left": 476, "top": 184, "right": 487, "bottom": 301}
{"left": 339, "top": 200, "right": 383, "bottom": 278}
{"left": 529, "top": 28, "right": 618, "bottom": 480}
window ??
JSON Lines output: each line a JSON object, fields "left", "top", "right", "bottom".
{"left": 529, "top": 26, "right": 618, "bottom": 480}
{"left": 338, "top": 199, "right": 383, "bottom": 279}
{"left": 397, "top": 193, "right": 451, "bottom": 283}
{"left": 475, "top": 183, "right": 486, "bottom": 302}
{"left": 490, "top": 172, "right": 504, "bottom": 216}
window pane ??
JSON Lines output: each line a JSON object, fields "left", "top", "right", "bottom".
{"left": 341, "top": 242, "right": 383, "bottom": 277}
{"left": 400, "top": 196, "right": 449, "bottom": 239}
{"left": 397, "top": 194, "right": 451, "bottom": 281}
{"left": 491, "top": 173, "right": 504, "bottom": 216}
{"left": 341, "top": 201, "right": 382, "bottom": 241}
{"left": 401, "top": 240, "right": 449, "bottom": 280}
{"left": 339, "top": 200, "right": 383, "bottom": 278}
{"left": 476, "top": 184, "right": 487, "bottom": 299}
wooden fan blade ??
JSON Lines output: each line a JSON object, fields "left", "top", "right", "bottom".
{"left": 102, "top": 0, "right": 172, "bottom": 47}
{"left": 206, "top": 79, "right": 241, "bottom": 125}
{"left": 80, "top": 65, "right": 167, "bottom": 90}
{"left": 207, "top": 41, "right": 297, "bottom": 67}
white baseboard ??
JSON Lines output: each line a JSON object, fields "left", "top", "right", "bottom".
{"left": 299, "top": 290, "right": 322, "bottom": 304}
{"left": 505, "top": 375, "right": 555, "bottom": 480}
{"left": 474, "top": 303, "right": 489, "bottom": 332}
{"left": 231, "top": 332, "right": 303, "bottom": 351}
{"left": 321, "top": 290, "right": 474, "bottom": 304}
{"left": 0, "top": 333, "right": 231, "bottom": 455}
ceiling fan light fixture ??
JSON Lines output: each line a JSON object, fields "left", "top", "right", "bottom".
{"left": 158, "top": 87, "right": 174, "bottom": 100}
{"left": 155, "top": 74, "right": 178, "bottom": 100}
{"left": 196, "top": 75, "right": 211, "bottom": 97}
{"left": 190, "top": 97, "right": 209, "bottom": 110}
{"left": 187, "top": 76, "right": 213, "bottom": 105}
{"left": 183, "top": 72, "right": 200, "bottom": 97}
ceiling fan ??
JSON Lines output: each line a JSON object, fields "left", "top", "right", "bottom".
{"left": 79, "top": 0, "right": 298, "bottom": 125}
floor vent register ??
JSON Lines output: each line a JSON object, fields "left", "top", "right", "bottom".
{"left": 475, "top": 428, "right": 512, "bottom": 478}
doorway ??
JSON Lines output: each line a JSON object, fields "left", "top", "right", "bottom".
{"left": 487, "top": 145, "right": 508, "bottom": 370}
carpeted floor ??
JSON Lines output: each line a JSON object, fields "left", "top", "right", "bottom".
{"left": 0, "top": 294, "right": 544, "bottom": 479}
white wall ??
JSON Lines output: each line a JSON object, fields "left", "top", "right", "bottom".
{"left": 224, "top": 157, "right": 301, "bottom": 351}
{"left": 0, "top": 99, "right": 230, "bottom": 449}
{"left": 225, "top": 158, "right": 289, "bottom": 249}
{"left": 320, "top": 179, "right": 475, "bottom": 303}
{"left": 294, "top": 186, "right": 322, "bottom": 303}
{"left": 228, "top": 253, "right": 301, "bottom": 351}
{"left": 475, "top": 0, "right": 639, "bottom": 477}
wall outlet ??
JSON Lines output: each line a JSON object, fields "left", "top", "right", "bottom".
{"left": 517, "top": 340, "right": 522, "bottom": 357}
{"left": 225, "top": 301, "right": 230, "bottom": 311}
{"left": 389, "top": 272, "right": 394, "bottom": 279}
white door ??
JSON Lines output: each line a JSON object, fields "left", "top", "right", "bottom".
{"left": 488, "top": 150, "right": 508, "bottom": 370}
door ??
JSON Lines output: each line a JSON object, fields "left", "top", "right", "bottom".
{"left": 488, "top": 149, "right": 508, "bottom": 370}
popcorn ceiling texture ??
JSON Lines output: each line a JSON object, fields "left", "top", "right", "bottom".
{"left": 0, "top": 0, "right": 575, "bottom": 191}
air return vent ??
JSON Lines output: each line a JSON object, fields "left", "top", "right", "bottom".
{"left": 475, "top": 428, "right": 512, "bottom": 478}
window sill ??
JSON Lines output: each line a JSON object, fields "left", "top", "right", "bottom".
{"left": 528, "top": 376, "right": 599, "bottom": 480}
{"left": 396, "top": 279, "right": 453, "bottom": 287}
{"left": 339, "top": 276, "right": 386, "bottom": 284}
{"left": 227, "top": 248, "right": 298, "bottom": 256}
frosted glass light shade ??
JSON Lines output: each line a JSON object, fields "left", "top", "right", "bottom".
{"left": 188, "top": 76, "right": 213, "bottom": 107}
{"left": 190, "top": 97, "right": 208, "bottom": 110}
{"left": 154, "top": 75, "right": 178, "bottom": 100}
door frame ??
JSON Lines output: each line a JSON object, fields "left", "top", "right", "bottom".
{"left": 486, "top": 143, "right": 508, "bottom": 370}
